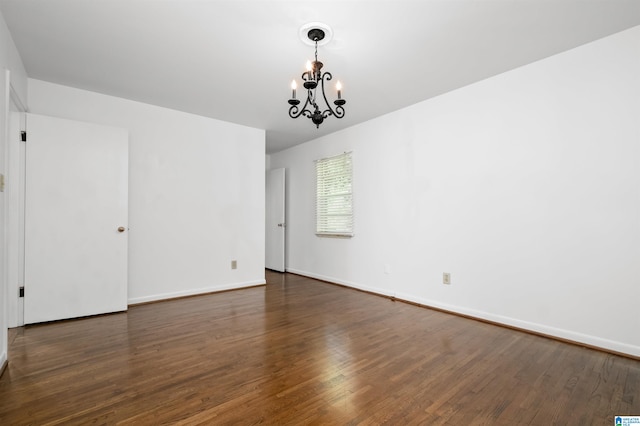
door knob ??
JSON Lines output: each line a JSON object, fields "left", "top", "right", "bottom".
{"left": 118, "top": 226, "right": 126, "bottom": 233}
{"left": 277, "top": 223, "right": 285, "bottom": 227}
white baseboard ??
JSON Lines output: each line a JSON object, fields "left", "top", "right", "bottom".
{"left": 128, "top": 279, "right": 266, "bottom": 305}
{"left": 286, "top": 268, "right": 395, "bottom": 297}
{"left": 287, "top": 268, "right": 640, "bottom": 358}
{"left": 395, "top": 291, "right": 640, "bottom": 358}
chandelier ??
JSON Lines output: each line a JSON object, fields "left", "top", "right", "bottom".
{"left": 288, "top": 26, "right": 346, "bottom": 128}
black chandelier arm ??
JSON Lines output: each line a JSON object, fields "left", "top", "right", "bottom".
{"left": 332, "top": 103, "right": 345, "bottom": 119}
{"left": 319, "top": 72, "right": 345, "bottom": 119}
{"left": 288, "top": 94, "right": 313, "bottom": 119}
{"left": 319, "top": 103, "right": 345, "bottom": 121}
{"left": 288, "top": 104, "right": 310, "bottom": 120}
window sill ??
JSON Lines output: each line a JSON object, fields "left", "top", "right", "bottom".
{"left": 315, "top": 233, "right": 354, "bottom": 238}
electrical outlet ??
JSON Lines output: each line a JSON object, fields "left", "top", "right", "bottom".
{"left": 443, "top": 272, "right": 451, "bottom": 285}
{"left": 231, "top": 260, "right": 237, "bottom": 270}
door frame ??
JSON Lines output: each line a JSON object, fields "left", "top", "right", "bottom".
{"left": 5, "top": 77, "right": 27, "bottom": 328}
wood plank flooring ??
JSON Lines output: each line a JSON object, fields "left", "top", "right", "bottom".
{"left": 1, "top": 271, "right": 638, "bottom": 425}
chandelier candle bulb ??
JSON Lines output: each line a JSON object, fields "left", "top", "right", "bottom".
{"left": 291, "top": 80, "right": 297, "bottom": 99}
{"left": 306, "top": 61, "right": 312, "bottom": 80}
{"left": 336, "top": 81, "right": 342, "bottom": 99}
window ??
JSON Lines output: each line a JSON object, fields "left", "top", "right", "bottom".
{"left": 315, "top": 152, "right": 353, "bottom": 237}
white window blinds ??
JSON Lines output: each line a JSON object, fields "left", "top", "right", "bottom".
{"left": 315, "top": 152, "right": 353, "bottom": 237}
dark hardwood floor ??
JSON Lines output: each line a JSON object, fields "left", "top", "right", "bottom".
{"left": 1, "top": 271, "right": 638, "bottom": 425}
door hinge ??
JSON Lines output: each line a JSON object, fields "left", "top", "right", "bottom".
{"left": 19, "top": 287, "right": 24, "bottom": 298}
{"left": 21, "top": 131, "right": 27, "bottom": 142}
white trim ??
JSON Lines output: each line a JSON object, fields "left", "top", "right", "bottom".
{"left": 395, "top": 292, "right": 640, "bottom": 358}
{"left": 9, "top": 82, "right": 27, "bottom": 113}
{"left": 286, "top": 268, "right": 394, "bottom": 297}
{"left": 127, "top": 279, "right": 266, "bottom": 305}
{"left": 5, "top": 74, "right": 27, "bottom": 329}
{"left": 287, "top": 268, "right": 640, "bottom": 358}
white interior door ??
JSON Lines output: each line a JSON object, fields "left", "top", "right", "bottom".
{"left": 265, "top": 168, "right": 285, "bottom": 272}
{"left": 24, "top": 113, "right": 128, "bottom": 324}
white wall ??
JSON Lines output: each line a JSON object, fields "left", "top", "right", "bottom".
{"left": 270, "top": 26, "right": 640, "bottom": 357}
{"left": 27, "top": 79, "right": 265, "bottom": 305}
{"left": 0, "top": 8, "right": 28, "bottom": 371}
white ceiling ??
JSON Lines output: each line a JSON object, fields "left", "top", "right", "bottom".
{"left": 2, "top": 0, "right": 640, "bottom": 153}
